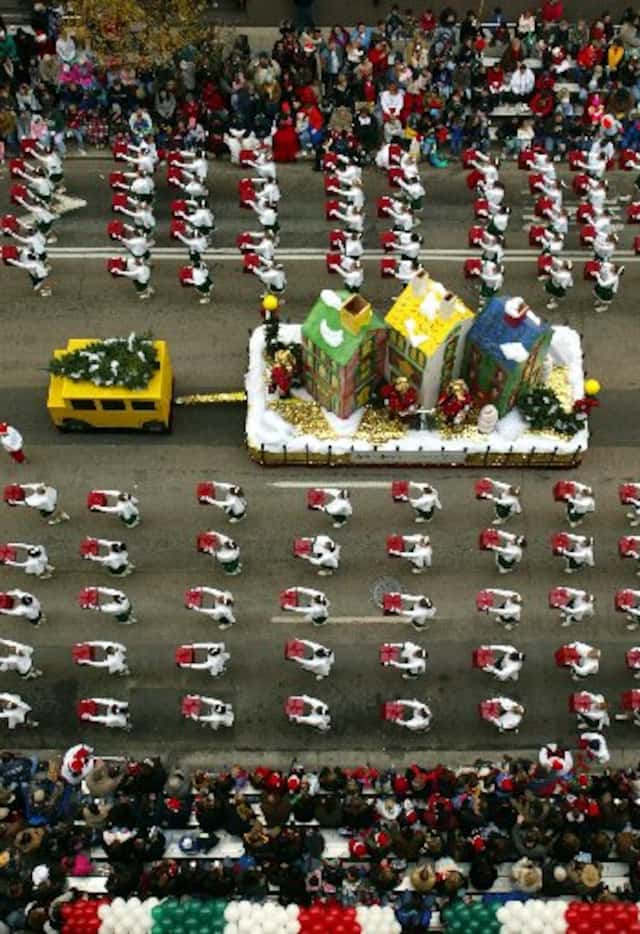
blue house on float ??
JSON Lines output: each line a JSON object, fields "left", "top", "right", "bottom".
{"left": 461, "top": 296, "right": 552, "bottom": 416}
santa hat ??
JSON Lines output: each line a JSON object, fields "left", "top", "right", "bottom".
{"left": 374, "top": 830, "right": 391, "bottom": 848}
{"left": 287, "top": 775, "right": 301, "bottom": 792}
{"left": 70, "top": 746, "right": 91, "bottom": 775}
{"left": 165, "top": 797, "right": 183, "bottom": 813}
{"left": 405, "top": 808, "right": 419, "bottom": 825}
{"left": 349, "top": 839, "right": 367, "bottom": 858}
{"left": 393, "top": 775, "right": 410, "bottom": 795}
{"left": 497, "top": 776, "right": 514, "bottom": 792}
{"left": 0, "top": 424, "right": 7, "bottom": 434}
{"left": 472, "top": 836, "right": 486, "bottom": 852}
{"left": 550, "top": 757, "right": 565, "bottom": 771}
{"left": 266, "top": 771, "right": 283, "bottom": 792}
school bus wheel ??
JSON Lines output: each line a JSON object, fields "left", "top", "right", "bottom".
{"left": 141, "top": 419, "right": 167, "bottom": 433}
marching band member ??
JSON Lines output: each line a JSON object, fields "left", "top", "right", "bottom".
{"left": 120, "top": 142, "right": 157, "bottom": 174}
{"left": 331, "top": 256, "right": 363, "bottom": 292}
{"left": 306, "top": 536, "right": 341, "bottom": 577}
{"left": 287, "top": 694, "right": 331, "bottom": 731}
{"left": 5, "top": 482, "right": 69, "bottom": 524}
{"left": 477, "top": 589, "right": 523, "bottom": 630}
{"left": 247, "top": 198, "right": 278, "bottom": 233}
{"left": 407, "top": 482, "right": 442, "bottom": 523}
{"left": 556, "top": 533, "right": 595, "bottom": 574}
{"left": 2, "top": 543, "right": 54, "bottom": 579}
{"left": 389, "top": 231, "right": 422, "bottom": 260}
{"left": 561, "top": 482, "right": 595, "bottom": 527}
{"left": 82, "top": 539, "right": 135, "bottom": 576}
{"left": 538, "top": 743, "right": 573, "bottom": 774}
{"left": 111, "top": 255, "right": 154, "bottom": 300}
{"left": 381, "top": 642, "right": 428, "bottom": 679}
{"left": 171, "top": 149, "right": 208, "bottom": 183}
{"left": 185, "top": 587, "right": 236, "bottom": 630}
{"left": 619, "top": 591, "right": 640, "bottom": 629}
{"left": 493, "top": 531, "right": 526, "bottom": 574}
{"left": 0, "top": 694, "right": 37, "bottom": 729}
{"left": 0, "top": 590, "right": 45, "bottom": 626}
{"left": 337, "top": 229, "right": 364, "bottom": 260}
{"left": 388, "top": 593, "right": 437, "bottom": 630}
{"left": 79, "top": 698, "right": 131, "bottom": 730}
{"left": 252, "top": 258, "right": 287, "bottom": 295}
{"left": 335, "top": 157, "right": 362, "bottom": 186}
{"left": 88, "top": 490, "right": 140, "bottom": 527}
{"left": 486, "top": 205, "right": 511, "bottom": 238}
{"left": 122, "top": 169, "right": 155, "bottom": 204}
{"left": 593, "top": 260, "right": 623, "bottom": 313}
{"left": 81, "top": 586, "right": 137, "bottom": 624}
{"left": 621, "top": 483, "right": 640, "bottom": 526}
{"left": 0, "top": 423, "right": 26, "bottom": 464}
{"left": 553, "top": 588, "right": 595, "bottom": 627}
{"left": 544, "top": 257, "right": 574, "bottom": 311}
{"left": 12, "top": 191, "right": 59, "bottom": 241}
{"left": 480, "top": 230, "right": 504, "bottom": 265}
{"left": 393, "top": 699, "right": 432, "bottom": 731}
{"left": 5, "top": 250, "right": 51, "bottom": 297}
{"left": 327, "top": 177, "right": 364, "bottom": 210}
{"left": 397, "top": 175, "right": 426, "bottom": 210}
{"left": 578, "top": 732, "right": 610, "bottom": 766}
{"left": 483, "top": 696, "right": 524, "bottom": 733}
{"left": 198, "top": 483, "right": 247, "bottom": 523}
{"left": 0, "top": 640, "right": 41, "bottom": 679}
{"left": 74, "top": 641, "right": 129, "bottom": 676}
{"left": 332, "top": 203, "right": 365, "bottom": 233}
{"left": 478, "top": 645, "right": 525, "bottom": 682}
{"left": 4, "top": 224, "right": 48, "bottom": 261}
{"left": 281, "top": 588, "right": 330, "bottom": 626}
{"left": 391, "top": 258, "right": 422, "bottom": 287}
{"left": 14, "top": 165, "right": 54, "bottom": 203}
{"left": 174, "top": 225, "right": 210, "bottom": 263}
{"left": 562, "top": 641, "right": 601, "bottom": 680}
{"left": 308, "top": 488, "right": 352, "bottom": 528}
{"left": 182, "top": 258, "right": 214, "bottom": 304}
{"left": 246, "top": 149, "right": 277, "bottom": 180}
{"left": 183, "top": 695, "right": 234, "bottom": 729}
{"left": 171, "top": 173, "right": 208, "bottom": 201}
{"left": 478, "top": 259, "right": 504, "bottom": 300}
{"left": 539, "top": 226, "right": 564, "bottom": 256}
{"left": 574, "top": 692, "right": 610, "bottom": 731}
{"left": 389, "top": 535, "right": 432, "bottom": 574}
{"left": 286, "top": 640, "right": 334, "bottom": 679}
{"left": 199, "top": 532, "right": 242, "bottom": 576}
{"left": 116, "top": 227, "right": 155, "bottom": 260}
{"left": 176, "top": 643, "right": 230, "bottom": 677}
{"left": 115, "top": 199, "right": 156, "bottom": 236}
{"left": 175, "top": 198, "right": 215, "bottom": 235}
{"left": 30, "top": 143, "right": 64, "bottom": 187}
{"left": 388, "top": 201, "right": 419, "bottom": 233}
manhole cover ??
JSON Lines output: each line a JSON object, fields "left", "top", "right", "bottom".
{"left": 371, "top": 576, "right": 402, "bottom": 608}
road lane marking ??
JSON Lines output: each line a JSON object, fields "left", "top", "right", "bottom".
{"left": 271, "top": 615, "right": 389, "bottom": 624}
{"left": 270, "top": 481, "right": 393, "bottom": 488}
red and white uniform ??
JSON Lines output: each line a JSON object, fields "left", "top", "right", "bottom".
{"left": 73, "top": 641, "right": 129, "bottom": 675}
{"left": 285, "top": 694, "right": 331, "bottom": 731}
{"left": 476, "top": 645, "right": 524, "bottom": 681}
{"left": 0, "top": 424, "right": 25, "bottom": 463}
{"left": 571, "top": 691, "right": 610, "bottom": 730}
{"left": 0, "top": 639, "right": 40, "bottom": 678}
{"left": 578, "top": 732, "right": 610, "bottom": 766}
{"left": 0, "top": 590, "right": 44, "bottom": 625}
{"left": 480, "top": 696, "right": 523, "bottom": 732}
{"left": 0, "top": 693, "right": 35, "bottom": 730}
{"left": 81, "top": 538, "right": 134, "bottom": 576}
{"left": 298, "top": 536, "right": 341, "bottom": 576}
{"left": 79, "top": 586, "right": 136, "bottom": 624}
{"left": 2, "top": 543, "right": 53, "bottom": 579}
{"left": 181, "top": 694, "right": 234, "bottom": 729}
{"left": 78, "top": 698, "right": 131, "bottom": 730}
{"left": 280, "top": 587, "right": 330, "bottom": 625}
{"left": 538, "top": 743, "right": 573, "bottom": 773}
{"left": 380, "top": 642, "right": 427, "bottom": 678}
{"left": 285, "top": 639, "right": 334, "bottom": 679}
{"left": 476, "top": 589, "right": 522, "bottom": 627}
{"left": 383, "top": 593, "right": 436, "bottom": 628}
{"left": 557, "top": 641, "right": 600, "bottom": 679}
{"left": 88, "top": 490, "right": 140, "bottom": 527}
{"left": 620, "top": 483, "right": 640, "bottom": 526}
{"left": 176, "top": 643, "right": 230, "bottom": 677}
{"left": 307, "top": 488, "right": 352, "bottom": 527}
{"left": 385, "top": 699, "right": 432, "bottom": 731}
{"left": 185, "top": 587, "right": 235, "bottom": 629}
{"left": 60, "top": 744, "right": 94, "bottom": 784}
{"left": 476, "top": 478, "right": 522, "bottom": 524}
{"left": 388, "top": 534, "right": 432, "bottom": 573}
{"left": 618, "top": 590, "right": 640, "bottom": 629}
{"left": 554, "top": 533, "right": 595, "bottom": 573}
{"left": 550, "top": 587, "right": 595, "bottom": 626}
{"left": 559, "top": 481, "right": 595, "bottom": 526}
{"left": 198, "top": 482, "right": 247, "bottom": 522}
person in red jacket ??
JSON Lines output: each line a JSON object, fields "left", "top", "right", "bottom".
{"left": 530, "top": 89, "right": 555, "bottom": 119}
{"left": 541, "top": 0, "right": 563, "bottom": 26}
{"left": 381, "top": 377, "right": 418, "bottom": 419}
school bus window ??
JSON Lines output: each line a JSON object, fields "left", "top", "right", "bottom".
{"left": 101, "top": 399, "right": 126, "bottom": 411}
{"left": 70, "top": 399, "right": 96, "bottom": 410}
{"left": 131, "top": 400, "right": 156, "bottom": 411}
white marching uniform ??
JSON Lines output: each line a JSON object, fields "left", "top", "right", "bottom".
{"left": 480, "top": 589, "right": 522, "bottom": 627}
{"left": 328, "top": 183, "right": 364, "bottom": 210}
{"left": 388, "top": 205, "right": 417, "bottom": 232}
{"left": 335, "top": 161, "right": 362, "bottom": 185}
{"left": 333, "top": 206, "right": 364, "bottom": 233}
{"left": 391, "top": 232, "right": 421, "bottom": 259}
{"left": 288, "top": 694, "right": 331, "bottom": 731}
{"left": 486, "top": 696, "right": 523, "bottom": 732}
{"left": 253, "top": 261, "right": 287, "bottom": 293}
{"left": 83, "top": 539, "right": 134, "bottom": 576}
{"left": 0, "top": 640, "right": 40, "bottom": 678}
{"left": 493, "top": 533, "right": 524, "bottom": 574}
{"left": 199, "top": 484, "right": 247, "bottom": 522}
{"left": 80, "top": 698, "right": 131, "bottom": 730}
{"left": 0, "top": 590, "right": 44, "bottom": 624}
{"left": 622, "top": 593, "right": 640, "bottom": 629}
{"left": 393, "top": 259, "right": 421, "bottom": 284}
{"left": 394, "top": 594, "right": 436, "bottom": 629}
{"left": 480, "top": 645, "right": 524, "bottom": 682}
{"left": 247, "top": 150, "right": 276, "bottom": 180}
{"left": 564, "top": 483, "right": 595, "bottom": 526}
{"left": 315, "top": 489, "right": 352, "bottom": 527}
{"left": 575, "top": 692, "right": 610, "bottom": 730}
{"left": 407, "top": 483, "right": 442, "bottom": 522}
{"left": 284, "top": 588, "right": 330, "bottom": 625}
{"left": 560, "top": 534, "right": 595, "bottom": 573}
{"left": 479, "top": 260, "right": 503, "bottom": 293}
{"left": 0, "top": 693, "right": 35, "bottom": 729}
{"left": 288, "top": 640, "right": 334, "bottom": 679}
{"left": 382, "top": 642, "right": 427, "bottom": 677}
{"left": 482, "top": 479, "right": 523, "bottom": 521}
{"left": 557, "top": 588, "right": 595, "bottom": 626}
{"left": 87, "top": 587, "right": 136, "bottom": 624}
{"left": 174, "top": 154, "right": 208, "bottom": 183}
{"left": 248, "top": 201, "right": 278, "bottom": 230}
{"left": 307, "top": 536, "right": 341, "bottom": 576}
{"left": 89, "top": 490, "right": 140, "bottom": 527}
{"left": 538, "top": 743, "right": 573, "bottom": 773}
{"left": 185, "top": 696, "right": 234, "bottom": 729}
{"left": 623, "top": 484, "right": 640, "bottom": 525}
{"left": 395, "top": 699, "right": 432, "bottom": 731}
{"left": 565, "top": 641, "right": 600, "bottom": 679}
{"left": 340, "top": 233, "right": 364, "bottom": 259}
{"left": 177, "top": 644, "right": 230, "bottom": 677}
{"left": 392, "top": 535, "right": 432, "bottom": 573}
{"left": 480, "top": 233, "right": 504, "bottom": 264}
{"left": 75, "top": 642, "right": 129, "bottom": 675}
{"left": 0, "top": 424, "right": 24, "bottom": 457}
{"left": 580, "top": 732, "right": 610, "bottom": 765}
{"left": 3, "top": 544, "right": 53, "bottom": 579}
{"left": 186, "top": 587, "right": 236, "bottom": 629}
{"left": 333, "top": 257, "right": 363, "bottom": 291}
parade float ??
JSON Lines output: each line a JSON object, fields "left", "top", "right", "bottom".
{"left": 245, "top": 274, "right": 592, "bottom": 468}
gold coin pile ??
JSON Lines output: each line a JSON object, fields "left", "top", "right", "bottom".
{"left": 269, "top": 398, "right": 337, "bottom": 439}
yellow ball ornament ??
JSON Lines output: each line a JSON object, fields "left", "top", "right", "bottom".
{"left": 584, "top": 379, "right": 601, "bottom": 396}
{"left": 262, "top": 295, "right": 279, "bottom": 312}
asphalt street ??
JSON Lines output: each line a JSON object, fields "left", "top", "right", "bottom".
{"left": 0, "top": 155, "right": 639, "bottom": 765}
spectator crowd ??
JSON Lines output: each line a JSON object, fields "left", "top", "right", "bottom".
{"left": 3, "top": 4, "right": 640, "bottom": 169}
{"left": 1, "top": 748, "right": 640, "bottom": 930}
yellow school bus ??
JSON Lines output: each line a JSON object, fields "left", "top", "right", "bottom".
{"left": 47, "top": 339, "right": 173, "bottom": 432}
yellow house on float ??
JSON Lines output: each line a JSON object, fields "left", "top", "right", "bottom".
{"left": 384, "top": 271, "right": 475, "bottom": 408}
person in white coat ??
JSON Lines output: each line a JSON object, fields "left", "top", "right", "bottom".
{"left": 562, "top": 482, "right": 595, "bottom": 527}
{"left": 5, "top": 251, "right": 52, "bottom": 297}
{"left": 282, "top": 588, "right": 330, "bottom": 626}
{"left": 485, "top": 696, "right": 524, "bottom": 732}
{"left": 5, "top": 225, "right": 48, "bottom": 261}
{"left": 394, "top": 699, "right": 432, "bottom": 731}
{"left": 332, "top": 256, "right": 363, "bottom": 293}
{"left": 0, "top": 423, "right": 26, "bottom": 464}
{"left": 172, "top": 150, "right": 208, "bottom": 183}
{"left": 246, "top": 149, "right": 276, "bottom": 180}
{"left": 493, "top": 532, "right": 526, "bottom": 574}
{"left": 390, "top": 535, "right": 432, "bottom": 574}
{"left": 593, "top": 260, "right": 623, "bottom": 313}
{"left": 243, "top": 230, "right": 277, "bottom": 261}
{"left": 558, "top": 534, "right": 595, "bottom": 574}
{"left": 620, "top": 592, "right": 640, "bottom": 630}
{"left": 388, "top": 202, "right": 419, "bottom": 233}
{"left": 563, "top": 641, "right": 601, "bottom": 680}
{"left": 174, "top": 226, "right": 209, "bottom": 263}
{"left": 480, "top": 479, "right": 522, "bottom": 524}
{"left": 574, "top": 692, "right": 610, "bottom": 731}
{"left": 176, "top": 643, "right": 230, "bottom": 677}
{"left": 544, "top": 257, "right": 574, "bottom": 311}
{"left": 478, "top": 260, "right": 504, "bottom": 300}
{"left": 311, "top": 489, "right": 352, "bottom": 528}
{"left": 2, "top": 544, "right": 54, "bottom": 579}
{"left": 83, "top": 587, "right": 137, "bottom": 624}
{"left": 115, "top": 201, "right": 156, "bottom": 236}
{"left": 189, "top": 697, "right": 234, "bottom": 729}
{"left": 82, "top": 539, "right": 135, "bottom": 577}
{"left": 397, "top": 176, "right": 426, "bottom": 209}
{"left": 0, "top": 639, "right": 41, "bottom": 679}
{"left": 111, "top": 255, "right": 154, "bottom": 300}
{"left": 74, "top": 641, "right": 129, "bottom": 676}
{"left": 0, "top": 590, "right": 45, "bottom": 626}
{"left": 622, "top": 484, "right": 640, "bottom": 526}
{"left": 554, "top": 588, "right": 595, "bottom": 626}
{"left": 6, "top": 483, "right": 69, "bottom": 524}
{"left": 198, "top": 483, "right": 247, "bottom": 522}
{"left": 287, "top": 695, "right": 331, "bottom": 731}
{"left": 477, "top": 589, "right": 523, "bottom": 630}
{"left": 79, "top": 698, "right": 131, "bottom": 730}
{"left": 405, "top": 482, "right": 442, "bottom": 523}
{"left": 327, "top": 178, "right": 364, "bottom": 210}
{"left": 175, "top": 200, "right": 215, "bottom": 235}
{"left": 480, "top": 231, "right": 504, "bottom": 265}
{"left": 479, "top": 646, "right": 525, "bottom": 681}
{"left": 390, "top": 231, "right": 422, "bottom": 260}
{"left": 118, "top": 229, "right": 155, "bottom": 260}
{"left": 185, "top": 587, "right": 236, "bottom": 630}
{"left": 538, "top": 743, "right": 573, "bottom": 774}
{"left": 332, "top": 203, "right": 365, "bottom": 233}
{"left": 307, "top": 536, "right": 341, "bottom": 576}
{"left": 201, "top": 534, "right": 242, "bottom": 576}
{"left": 88, "top": 490, "right": 140, "bottom": 527}
{"left": 253, "top": 259, "right": 287, "bottom": 294}
{"left": 390, "top": 594, "right": 437, "bottom": 630}
{"left": 247, "top": 199, "right": 278, "bottom": 233}
{"left": 286, "top": 640, "right": 334, "bottom": 679}
{"left": 0, "top": 694, "right": 37, "bottom": 729}
{"left": 579, "top": 732, "right": 610, "bottom": 766}
{"left": 335, "top": 157, "right": 362, "bottom": 185}
{"left": 381, "top": 642, "right": 428, "bottom": 678}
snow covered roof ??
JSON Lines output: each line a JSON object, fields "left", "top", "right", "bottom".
{"left": 467, "top": 296, "right": 551, "bottom": 371}
{"left": 385, "top": 275, "right": 474, "bottom": 357}
{"left": 301, "top": 291, "right": 385, "bottom": 366}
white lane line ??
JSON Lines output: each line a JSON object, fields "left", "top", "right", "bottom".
{"left": 270, "top": 481, "right": 392, "bottom": 488}
{"left": 271, "top": 615, "right": 388, "bottom": 624}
